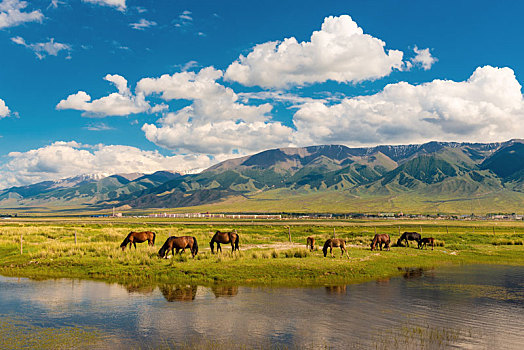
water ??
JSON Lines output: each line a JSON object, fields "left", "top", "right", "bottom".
{"left": 0, "top": 265, "right": 523, "bottom": 349}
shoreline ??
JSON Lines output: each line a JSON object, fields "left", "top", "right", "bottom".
{"left": 1, "top": 220, "right": 523, "bottom": 287}
{"left": 1, "top": 246, "right": 522, "bottom": 287}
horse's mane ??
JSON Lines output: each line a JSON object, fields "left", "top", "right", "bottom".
{"left": 120, "top": 232, "right": 133, "bottom": 247}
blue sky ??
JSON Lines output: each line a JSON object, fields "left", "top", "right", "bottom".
{"left": 1, "top": 0, "right": 524, "bottom": 188}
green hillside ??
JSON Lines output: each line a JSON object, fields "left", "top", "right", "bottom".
{"left": 2, "top": 140, "right": 524, "bottom": 214}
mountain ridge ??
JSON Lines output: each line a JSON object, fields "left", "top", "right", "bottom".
{"left": 2, "top": 140, "right": 524, "bottom": 213}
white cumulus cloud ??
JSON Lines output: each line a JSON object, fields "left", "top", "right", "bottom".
{"left": 410, "top": 46, "right": 437, "bottom": 70}
{"left": 0, "top": 141, "right": 216, "bottom": 188}
{"left": 0, "top": 98, "right": 10, "bottom": 117}
{"left": 224, "top": 15, "right": 404, "bottom": 88}
{"left": 137, "top": 67, "right": 294, "bottom": 154}
{"left": 82, "top": 0, "right": 125, "bottom": 11}
{"left": 292, "top": 66, "right": 524, "bottom": 146}
{"left": 0, "top": 0, "right": 43, "bottom": 29}
{"left": 56, "top": 74, "right": 150, "bottom": 117}
{"left": 11, "top": 36, "right": 71, "bottom": 59}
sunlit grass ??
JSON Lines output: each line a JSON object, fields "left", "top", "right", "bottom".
{"left": 0, "top": 219, "right": 523, "bottom": 286}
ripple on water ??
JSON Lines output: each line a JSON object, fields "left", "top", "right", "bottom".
{"left": 0, "top": 265, "right": 523, "bottom": 349}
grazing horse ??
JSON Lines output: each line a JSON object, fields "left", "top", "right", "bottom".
{"left": 417, "top": 237, "right": 435, "bottom": 250}
{"left": 397, "top": 232, "right": 421, "bottom": 247}
{"left": 370, "top": 234, "right": 390, "bottom": 251}
{"left": 120, "top": 231, "right": 155, "bottom": 251}
{"left": 210, "top": 230, "right": 239, "bottom": 253}
{"left": 322, "top": 238, "right": 349, "bottom": 258}
{"left": 306, "top": 236, "right": 315, "bottom": 251}
{"left": 158, "top": 236, "right": 198, "bottom": 258}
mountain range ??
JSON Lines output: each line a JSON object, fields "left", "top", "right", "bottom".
{"left": 1, "top": 140, "right": 524, "bottom": 214}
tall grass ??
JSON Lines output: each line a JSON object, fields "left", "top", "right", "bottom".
{"left": 1, "top": 220, "right": 523, "bottom": 286}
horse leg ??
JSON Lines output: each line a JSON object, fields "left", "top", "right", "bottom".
{"left": 217, "top": 243, "right": 222, "bottom": 253}
{"left": 133, "top": 242, "right": 137, "bottom": 250}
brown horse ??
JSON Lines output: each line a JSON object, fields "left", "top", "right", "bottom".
{"left": 120, "top": 231, "right": 156, "bottom": 251}
{"left": 370, "top": 234, "right": 390, "bottom": 251}
{"left": 323, "top": 238, "right": 349, "bottom": 258}
{"left": 417, "top": 237, "right": 435, "bottom": 250}
{"left": 210, "top": 230, "right": 239, "bottom": 253}
{"left": 306, "top": 236, "right": 315, "bottom": 251}
{"left": 158, "top": 236, "right": 198, "bottom": 258}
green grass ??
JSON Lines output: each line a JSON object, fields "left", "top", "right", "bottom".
{"left": 1, "top": 219, "right": 523, "bottom": 287}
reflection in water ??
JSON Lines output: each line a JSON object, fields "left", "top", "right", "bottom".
{"left": 211, "top": 285, "right": 239, "bottom": 298}
{"left": 123, "top": 283, "right": 155, "bottom": 295}
{"left": 399, "top": 267, "right": 435, "bottom": 279}
{"left": 159, "top": 284, "right": 197, "bottom": 302}
{"left": 325, "top": 285, "right": 346, "bottom": 295}
{"left": 0, "top": 265, "right": 523, "bottom": 349}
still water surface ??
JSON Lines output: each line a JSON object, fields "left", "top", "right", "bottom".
{"left": 1, "top": 265, "right": 523, "bottom": 349}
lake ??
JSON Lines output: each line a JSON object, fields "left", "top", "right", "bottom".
{"left": 1, "top": 265, "right": 523, "bottom": 349}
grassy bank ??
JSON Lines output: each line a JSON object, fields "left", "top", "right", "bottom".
{"left": 0, "top": 219, "right": 523, "bottom": 286}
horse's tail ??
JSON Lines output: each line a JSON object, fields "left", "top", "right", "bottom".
{"left": 192, "top": 237, "right": 198, "bottom": 256}
{"left": 152, "top": 231, "right": 156, "bottom": 245}
{"left": 322, "top": 240, "right": 330, "bottom": 257}
{"left": 210, "top": 238, "right": 215, "bottom": 254}
{"left": 120, "top": 233, "right": 131, "bottom": 250}
{"left": 234, "top": 233, "right": 239, "bottom": 251}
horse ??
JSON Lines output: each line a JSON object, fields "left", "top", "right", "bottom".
{"left": 397, "top": 232, "right": 421, "bottom": 247}
{"left": 120, "top": 231, "right": 155, "bottom": 251}
{"left": 370, "top": 234, "right": 390, "bottom": 251}
{"left": 210, "top": 230, "right": 239, "bottom": 253}
{"left": 158, "top": 236, "right": 198, "bottom": 258}
{"left": 417, "top": 237, "right": 435, "bottom": 250}
{"left": 322, "top": 238, "right": 349, "bottom": 258}
{"left": 306, "top": 236, "right": 315, "bottom": 251}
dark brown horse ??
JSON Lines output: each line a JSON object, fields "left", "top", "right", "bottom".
{"left": 120, "top": 231, "right": 156, "bottom": 251}
{"left": 210, "top": 230, "right": 239, "bottom": 253}
{"left": 158, "top": 236, "right": 198, "bottom": 258}
{"left": 417, "top": 237, "right": 435, "bottom": 250}
{"left": 306, "top": 236, "right": 315, "bottom": 251}
{"left": 323, "top": 238, "right": 349, "bottom": 258}
{"left": 370, "top": 233, "right": 390, "bottom": 251}
{"left": 397, "top": 232, "right": 421, "bottom": 247}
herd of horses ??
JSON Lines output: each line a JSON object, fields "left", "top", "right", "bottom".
{"left": 120, "top": 230, "right": 240, "bottom": 258}
{"left": 119, "top": 229, "right": 435, "bottom": 259}
{"left": 367, "top": 231, "right": 435, "bottom": 251}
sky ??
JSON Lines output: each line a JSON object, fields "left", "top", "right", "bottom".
{"left": 1, "top": 0, "right": 524, "bottom": 188}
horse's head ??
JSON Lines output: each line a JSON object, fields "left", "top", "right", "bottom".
{"left": 370, "top": 242, "right": 375, "bottom": 251}
{"left": 396, "top": 238, "right": 403, "bottom": 246}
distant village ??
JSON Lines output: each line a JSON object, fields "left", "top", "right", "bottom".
{"left": 107, "top": 211, "right": 524, "bottom": 221}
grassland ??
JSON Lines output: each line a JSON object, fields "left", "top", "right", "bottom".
{"left": 0, "top": 218, "right": 523, "bottom": 287}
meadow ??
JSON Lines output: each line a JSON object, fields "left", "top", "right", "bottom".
{"left": 0, "top": 218, "right": 523, "bottom": 286}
